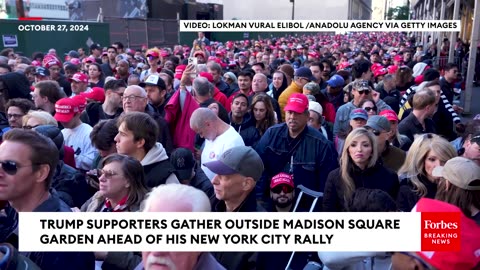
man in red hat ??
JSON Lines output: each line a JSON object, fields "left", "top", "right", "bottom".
{"left": 54, "top": 97, "right": 96, "bottom": 171}
{"left": 269, "top": 172, "right": 295, "bottom": 212}
{"left": 69, "top": 72, "right": 90, "bottom": 96}
{"left": 43, "top": 55, "right": 72, "bottom": 96}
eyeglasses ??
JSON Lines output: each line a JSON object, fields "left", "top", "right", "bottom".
{"left": 97, "top": 169, "right": 119, "bottom": 179}
{"left": 271, "top": 185, "right": 294, "bottom": 194}
{"left": 0, "top": 160, "right": 38, "bottom": 175}
{"left": 147, "top": 55, "right": 157, "bottom": 60}
{"left": 122, "top": 95, "right": 145, "bottom": 101}
{"left": 357, "top": 90, "right": 370, "bottom": 95}
{"left": 7, "top": 113, "right": 23, "bottom": 119}
{"left": 363, "top": 107, "right": 376, "bottom": 112}
{"left": 23, "top": 124, "right": 40, "bottom": 130}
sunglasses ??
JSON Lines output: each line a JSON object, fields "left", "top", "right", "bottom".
{"left": 147, "top": 55, "right": 157, "bottom": 60}
{"left": 357, "top": 90, "right": 370, "bottom": 95}
{"left": 0, "top": 160, "right": 37, "bottom": 175}
{"left": 363, "top": 107, "right": 376, "bottom": 112}
{"left": 271, "top": 185, "right": 294, "bottom": 194}
{"left": 370, "top": 129, "right": 381, "bottom": 136}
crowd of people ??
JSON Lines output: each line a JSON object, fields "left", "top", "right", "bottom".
{"left": 0, "top": 31, "right": 480, "bottom": 270}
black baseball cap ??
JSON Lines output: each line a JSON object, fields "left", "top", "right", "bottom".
{"left": 170, "top": 148, "right": 196, "bottom": 181}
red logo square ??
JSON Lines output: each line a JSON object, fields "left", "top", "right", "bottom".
{"left": 421, "top": 212, "right": 461, "bottom": 252}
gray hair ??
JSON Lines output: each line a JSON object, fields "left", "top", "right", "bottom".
{"left": 207, "top": 61, "right": 222, "bottom": 74}
{"left": 303, "top": 82, "right": 320, "bottom": 95}
{"left": 190, "top": 107, "right": 218, "bottom": 130}
{"left": 142, "top": 184, "right": 211, "bottom": 212}
{"left": 224, "top": 72, "right": 237, "bottom": 83}
{"left": 125, "top": 85, "right": 147, "bottom": 97}
{"left": 192, "top": 77, "right": 211, "bottom": 97}
{"left": 383, "top": 74, "right": 394, "bottom": 82}
{"left": 196, "top": 64, "right": 208, "bottom": 73}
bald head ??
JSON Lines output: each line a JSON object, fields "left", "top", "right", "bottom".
{"left": 190, "top": 107, "right": 218, "bottom": 130}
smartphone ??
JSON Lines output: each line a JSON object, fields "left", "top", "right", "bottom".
{"left": 188, "top": 57, "right": 198, "bottom": 66}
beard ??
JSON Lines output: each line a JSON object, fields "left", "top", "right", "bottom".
{"left": 272, "top": 195, "right": 293, "bottom": 209}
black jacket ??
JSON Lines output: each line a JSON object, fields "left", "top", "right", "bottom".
{"left": 229, "top": 112, "right": 261, "bottom": 147}
{"left": 189, "top": 168, "right": 216, "bottom": 204}
{"left": 255, "top": 124, "right": 339, "bottom": 201}
{"left": 20, "top": 194, "right": 95, "bottom": 270}
{"left": 0, "top": 72, "right": 31, "bottom": 100}
{"left": 323, "top": 162, "right": 400, "bottom": 212}
{"left": 145, "top": 104, "right": 174, "bottom": 155}
{"left": 396, "top": 174, "right": 437, "bottom": 212}
{"left": 0, "top": 243, "right": 41, "bottom": 270}
{"left": 56, "top": 75, "right": 72, "bottom": 97}
{"left": 212, "top": 191, "right": 264, "bottom": 270}
{"left": 80, "top": 102, "right": 122, "bottom": 128}
{"left": 52, "top": 161, "right": 92, "bottom": 208}
{"left": 144, "top": 160, "right": 176, "bottom": 188}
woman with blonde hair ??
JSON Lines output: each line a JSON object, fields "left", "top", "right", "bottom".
{"left": 396, "top": 133, "right": 457, "bottom": 212}
{"left": 323, "top": 128, "right": 399, "bottom": 211}
{"left": 250, "top": 93, "right": 276, "bottom": 136}
{"left": 22, "top": 110, "right": 58, "bottom": 129}
{"left": 140, "top": 47, "right": 161, "bottom": 81}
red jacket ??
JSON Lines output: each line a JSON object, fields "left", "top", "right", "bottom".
{"left": 321, "top": 101, "right": 336, "bottom": 123}
{"left": 213, "top": 87, "right": 229, "bottom": 112}
{"left": 63, "top": 145, "right": 76, "bottom": 168}
{"left": 165, "top": 89, "right": 199, "bottom": 152}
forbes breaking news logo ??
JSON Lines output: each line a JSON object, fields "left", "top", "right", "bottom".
{"left": 421, "top": 212, "right": 461, "bottom": 252}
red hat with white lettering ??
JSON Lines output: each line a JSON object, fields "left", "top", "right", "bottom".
{"left": 411, "top": 198, "right": 480, "bottom": 270}
{"left": 69, "top": 72, "right": 88, "bottom": 83}
{"left": 270, "top": 172, "right": 294, "bottom": 188}
{"left": 54, "top": 98, "right": 80, "bottom": 123}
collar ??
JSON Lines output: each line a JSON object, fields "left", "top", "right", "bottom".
{"left": 104, "top": 195, "right": 129, "bottom": 212}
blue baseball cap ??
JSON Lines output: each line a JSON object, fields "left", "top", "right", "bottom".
{"left": 326, "top": 74, "right": 345, "bottom": 88}
{"left": 294, "top": 67, "right": 316, "bottom": 82}
{"left": 349, "top": 108, "right": 368, "bottom": 120}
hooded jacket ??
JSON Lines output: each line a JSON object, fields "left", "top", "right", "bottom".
{"left": 229, "top": 112, "right": 260, "bottom": 147}
{"left": 268, "top": 72, "right": 288, "bottom": 100}
{"left": 165, "top": 89, "right": 199, "bottom": 152}
{"left": 141, "top": 142, "right": 179, "bottom": 188}
{"left": 0, "top": 72, "right": 31, "bottom": 100}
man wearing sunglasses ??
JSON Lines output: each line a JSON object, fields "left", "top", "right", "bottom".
{"left": 269, "top": 172, "right": 295, "bottom": 212}
{"left": 365, "top": 115, "right": 405, "bottom": 172}
{"left": 0, "top": 129, "right": 95, "bottom": 270}
{"left": 334, "top": 79, "right": 391, "bottom": 137}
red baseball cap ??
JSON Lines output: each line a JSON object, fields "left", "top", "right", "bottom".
{"left": 80, "top": 87, "right": 105, "bottom": 103}
{"left": 193, "top": 51, "right": 206, "bottom": 57}
{"left": 69, "top": 72, "right": 88, "bottom": 83}
{"left": 379, "top": 109, "right": 398, "bottom": 122}
{"left": 374, "top": 68, "right": 388, "bottom": 78}
{"left": 284, "top": 93, "right": 309, "bottom": 114}
{"left": 174, "top": 65, "right": 187, "bottom": 80}
{"left": 43, "top": 57, "right": 61, "bottom": 69}
{"left": 413, "top": 198, "right": 480, "bottom": 270}
{"left": 146, "top": 50, "right": 159, "bottom": 58}
{"left": 54, "top": 98, "right": 80, "bottom": 123}
{"left": 371, "top": 63, "right": 383, "bottom": 73}
{"left": 387, "top": 65, "right": 398, "bottom": 74}
{"left": 270, "top": 172, "right": 294, "bottom": 188}
{"left": 71, "top": 95, "right": 87, "bottom": 112}
{"left": 199, "top": 72, "right": 214, "bottom": 83}
{"left": 394, "top": 54, "right": 404, "bottom": 62}
{"left": 70, "top": 58, "right": 80, "bottom": 66}
{"left": 82, "top": 56, "right": 96, "bottom": 64}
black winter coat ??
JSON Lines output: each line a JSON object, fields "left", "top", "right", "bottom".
{"left": 323, "top": 162, "right": 400, "bottom": 212}
{"left": 396, "top": 174, "right": 437, "bottom": 212}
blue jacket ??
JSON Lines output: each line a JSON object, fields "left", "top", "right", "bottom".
{"left": 255, "top": 124, "right": 339, "bottom": 201}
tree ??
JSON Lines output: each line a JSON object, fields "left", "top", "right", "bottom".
{"left": 387, "top": 5, "right": 409, "bottom": 20}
